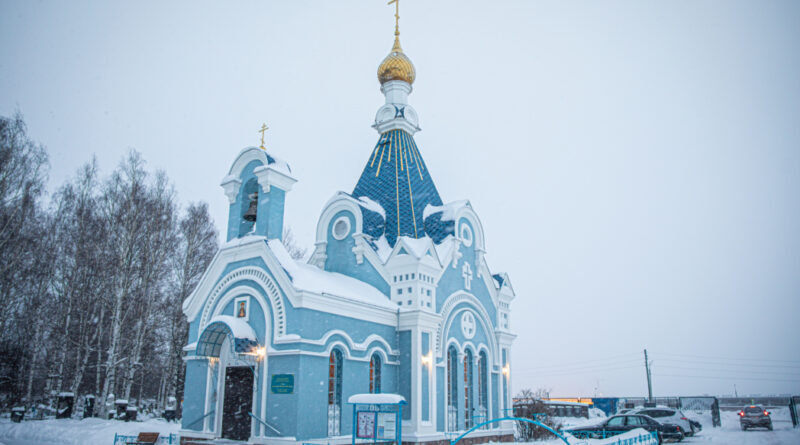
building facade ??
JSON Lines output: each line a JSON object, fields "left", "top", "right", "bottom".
{"left": 180, "top": 23, "right": 516, "bottom": 445}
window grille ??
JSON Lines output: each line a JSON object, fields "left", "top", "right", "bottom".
{"left": 464, "top": 350, "right": 474, "bottom": 429}
{"left": 369, "top": 354, "right": 382, "bottom": 393}
{"left": 447, "top": 346, "right": 459, "bottom": 431}
{"left": 327, "top": 349, "right": 343, "bottom": 436}
{"left": 478, "top": 352, "right": 488, "bottom": 429}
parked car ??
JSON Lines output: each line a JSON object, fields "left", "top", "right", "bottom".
{"left": 630, "top": 406, "right": 699, "bottom": 437}
{"left": 739, "top": 405, "right": 772, "bottom": 431}
{"left": 688, "top": 418, "right": 702, "bottom": 433}
{"left": 564, "top": 414, "right": 684, "bottom": 443}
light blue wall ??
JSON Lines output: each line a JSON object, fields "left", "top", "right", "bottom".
{"left": 324, "top": 210, "right": 390, "bottom": 296}
{"left": 435, "top": 219, "right": 497, "bottom": 326}
{"left": 264, "top": 354, "right": 299, "bottom": 437}
{"left": 491, "top": 372, "right": 500, "bottom": 421}
{"left": 436, "top": 366, "right": 445, "bottom": 431}
{"left": 182, "top": 360, "right": 208, "bottom": 431}
{"left": 257, "top": 187, "right": 286, "bottom": 240}
{"left": 226, "top": 159, "right": 288, "bottom": 242}
{"left": 398, "top": 331, "right": 411, "bottom": 421}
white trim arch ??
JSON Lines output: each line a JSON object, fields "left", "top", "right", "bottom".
{"left": 453, "top": 204, "right": 486, "bottom": 253}
{"left": 315, "top": 194, "right": 364, "bottom": 244}
{"left": 437, "top": 292, "right": 499, "bottom": 363}
{"left": 226, "top": 147, "right": 268, "bottom": 178}
{"left": 365, "top": 346, "right": 390, "bottom": 364}
{"left": 200, "top": 267, "right": 286, "bottom": 341}
{"left": 326, "top": 341, "right": 352, "bottom": 360}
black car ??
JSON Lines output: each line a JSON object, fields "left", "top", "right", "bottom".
{"left": 565, "top": 414, "right": 684, "bottom": 443}
{"left": 739, "top": 405, "right": 773, "bottom": 431}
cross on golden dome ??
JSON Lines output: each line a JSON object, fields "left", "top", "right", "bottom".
{"left": 378, "top": 0, "right": 416, "bottom": 85}
{"left": 388, "top": 0, "right": 400, "bottom": 38}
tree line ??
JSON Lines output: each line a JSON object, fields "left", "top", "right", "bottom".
{"left": 0, "top": 113, "right": 219, "bottom": 417}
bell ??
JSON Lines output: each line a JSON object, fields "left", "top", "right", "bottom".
{"left": 243, "top": 192, "right": 258, "bottom": 222}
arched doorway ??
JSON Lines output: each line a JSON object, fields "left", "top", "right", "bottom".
{"left": 196, "top": 316, "right": 261, "bottom": 441}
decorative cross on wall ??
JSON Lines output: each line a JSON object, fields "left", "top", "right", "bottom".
{"left": 462, "top": 262, "right": 473, "bottom": 290}
{"left": 461, "top": 311, "right": 476, "bottom": 339}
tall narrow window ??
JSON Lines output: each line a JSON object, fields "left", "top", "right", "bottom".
{"left": 464, "top": 349, "right": 474, "bottom": 429}
{"left": 478, "top": 351, "right": 488, "bottom": 429}
{"left": 327, "top": 349, "right": 343, "bottom": 436}
{"left": 369, "top": 354, "right": 382, "bottom": 393}
{"left": 447, "top": 346, "right": 458, "bottom": 432}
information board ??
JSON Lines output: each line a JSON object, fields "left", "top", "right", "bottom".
{"left": 377, "top": 412, "right": 396, "bottom": 439}
{"left": 270, "top": 374, "right": 294, "bottom": 394}
{"left": 356, "top": 411, "right": 376, "bottom": 438}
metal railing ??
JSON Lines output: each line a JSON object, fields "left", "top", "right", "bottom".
{"left": 249, "top": 412, "right": 282, "bottom": 436}
{"left": 183, "top": 410, "right": 215, "bottom": 430}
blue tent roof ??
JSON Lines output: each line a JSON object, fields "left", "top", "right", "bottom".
{"left": 352, "top": 130, "right": 446, "bottom": 246}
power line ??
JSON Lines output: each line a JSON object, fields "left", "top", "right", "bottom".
{"left": 653, "top": 373, "right": 800, "bottom": 383}
{"left": 657, "top": 357, "right": 800, "bottom": 369}
{"left": 656, "top": 364, "right": 800, "bottom": 377}
{"left": 654, "top": 352, "right": 800, "bottom": 364}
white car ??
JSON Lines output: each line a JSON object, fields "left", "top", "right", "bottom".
{"left": 630, "top": 407, "right": 696, "bottom": 437}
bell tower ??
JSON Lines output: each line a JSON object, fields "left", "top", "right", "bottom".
{"left": 221, "top": 125, "right": 297, "bottom": 241}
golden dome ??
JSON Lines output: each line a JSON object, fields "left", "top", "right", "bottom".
{"left": 378, "top": 37, "right": 416, "bottom": 85}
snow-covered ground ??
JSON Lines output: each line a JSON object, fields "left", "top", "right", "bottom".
{"left": 0, "top": 417, "right": 180, "bottom": 445}
{"left": 530, "top": 410, "right": 800, "bottom": 445}
{"left": 1, "top": 410, "right": 798, "bottom": 445}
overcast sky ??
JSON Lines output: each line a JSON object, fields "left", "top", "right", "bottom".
{"left": 2, "top": 1, "right": 799, "bottom": 398}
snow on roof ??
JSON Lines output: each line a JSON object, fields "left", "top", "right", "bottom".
{"left": 357, "top": 196, "right": 386, "bottom": 219}
{"left": 208, "top": 315, "right": 257, "bottom": 341}
{"left": 398, "top": 236, "right": 433, "bottom": 258}
{"left": 12, "top": 406, "right": 25, "bottom": 411}
{"left": 373, "top": 236, "right": 392, "bottom": 263}
{"left": 423, "top": 200, "right": 469, "bottom": 221}
{"left": 221, "top": 234, "right": 267, "bottom": 249}
{"left": 58, "top": 392, "right": 74, "bottom": 397}
{"left": 348, "top": 393, "right": 406, "bottom": 404}
{"left": 268, "top": 239, "right": 395, "bottom": 310}
{"left": 434, "top": 235, "right": 455, "bottom": 262}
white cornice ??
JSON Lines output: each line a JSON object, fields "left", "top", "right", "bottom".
{"left": 220, "top": 176, "right": 242, "bottom": 204}
{"left": 182, "top": 236, "right": 398, "bottom": 329}
{"left": 254, "top": 164, "right": 297, "bottom": 193}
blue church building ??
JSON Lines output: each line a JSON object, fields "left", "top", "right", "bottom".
{"left": 180, "top": 20, "right": 516, "bottom": 445}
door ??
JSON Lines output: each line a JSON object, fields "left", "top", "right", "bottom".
{"left": 605, "top": 415, "right": 626, "bottom": 436}
{"left": 222, "top": 366, "right": 254, "bottom": 441}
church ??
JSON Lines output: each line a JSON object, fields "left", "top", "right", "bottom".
{"left": 180, "top": 7, "right": 516, "bottom": 445}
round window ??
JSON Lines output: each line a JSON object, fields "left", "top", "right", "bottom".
{"left": 332, "top": 216, "right": 350, "bottom": 240}
{"left": 460, "top": 223, "right": 473, "bottom": 247}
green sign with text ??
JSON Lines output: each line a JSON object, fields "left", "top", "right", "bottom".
{"left": 271, "top": 374, "right": 294, "bottom": 394}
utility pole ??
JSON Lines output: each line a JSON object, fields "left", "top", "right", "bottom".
{"left": 644, "top": 349, "right": 653, "bottom": 402}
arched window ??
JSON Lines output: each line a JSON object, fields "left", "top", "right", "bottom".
{"left": 478, "top": 351, "right": 488, "bottom": 429}
{"left": 464, "top": 349, "right": 474, "bottom": 429}
{"left": 327, "top": 349, "right": 343, "bottom": 436}
{"left": 369, "top": 353, "right": 382, "bottom": 393}
{"left": 447, "top": 346, "right": 459, "bottom": 431}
